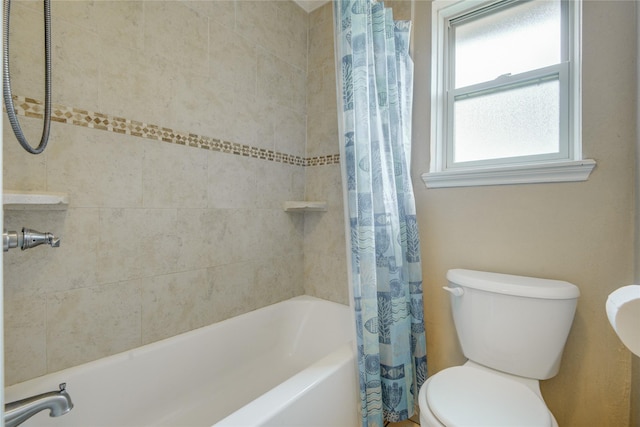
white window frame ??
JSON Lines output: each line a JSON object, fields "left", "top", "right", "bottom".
{"left": 423, "top": 0, "right": 595, "bottom": 188}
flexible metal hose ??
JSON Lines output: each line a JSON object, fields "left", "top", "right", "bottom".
{"left": 2, "top": 0, "right": 52, "bottom": 155}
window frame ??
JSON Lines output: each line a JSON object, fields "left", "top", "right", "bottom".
{"left": 423, "top": 0, "right": 595, "bottom": 188}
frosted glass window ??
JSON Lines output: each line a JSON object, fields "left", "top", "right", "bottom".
{"left": 427, "top": 0, "right": 587, "bottom": 187}
{"left": 454, "top": 0, "right": 561, "bottom": 89}
{"left": 453, "top": 79, "right": 560, "bottom": 163}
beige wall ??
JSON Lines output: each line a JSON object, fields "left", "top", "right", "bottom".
{"left": 412, "top": 1, "right": 637, "bottom": 426}
{"left": 3, "top": 0, "right": 349, "bottom": 386}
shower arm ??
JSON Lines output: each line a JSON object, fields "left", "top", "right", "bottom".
{"left": 2, "top": 0, "right": 53, "bottom": 155}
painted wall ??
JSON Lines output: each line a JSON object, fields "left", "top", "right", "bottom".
{"left": 3, "top": 0, "right": 346, "bottom": 386}
{"left": 412, "top": 1, "right": 637, "bottom": 426}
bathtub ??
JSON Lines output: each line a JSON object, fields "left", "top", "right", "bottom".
{"left": 4, "top": 296, "right": 359, "bottom": 427}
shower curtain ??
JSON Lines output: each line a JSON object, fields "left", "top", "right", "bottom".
{"left": 333, "top": 1, "right": 427, "bottom": 426}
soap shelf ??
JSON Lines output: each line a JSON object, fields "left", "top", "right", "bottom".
{"left": 283, "top": 201, "right": 327, "bottom": 212}
{"left": 3, "top": 190, "right": 69, "bottom": 210}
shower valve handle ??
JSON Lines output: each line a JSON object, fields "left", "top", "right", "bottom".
{"left": 2, "top": 228, "right": 61, "bottom": 251}
{"left": 22, "top": 228, "right": 60, "bottom": 249}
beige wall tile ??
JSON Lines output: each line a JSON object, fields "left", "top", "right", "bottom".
{"left": 257, "top": 48, "right": 306, "bottom": 111}
{"left": 46, "top": 126, "right": 143, "bottom": 208}
{"left": 50, "top": 8, "right": 101, "bottom": 111}
{"left": 143, "top": 1, "right": 209, "bottom": 78}
{"left": 4, "top": 293, "right": 47, "bottom": 385}
{"left": 97, "top": 45, "right": 177, "bottom": 129}
{"left": 275, "top": 1, "right": 309, "bottom": 72}
{"left": 235, "top": 1, "right": 280, "bottom": 58}
{"left": 303, "top": 6, "right": 348, "bottom": 305}
{"left": 304, "top": 252, "right": 348, "bottom": 304}
{"left": 3, "top": 116, "right": 47, "bottom": 191}
{"left": 141, "top": 269, "right": 213, "bottom": 344}
{"left": 208, "top": 153, "right": 258, "bottom": 209}
{"left": 226, "top": 94, "right": 269, "bottom": 148}
{"left": 207, "top": 261, "right": 260, "bottom": 321}
{"left": 275, "top": 107, "right": 307, "bottom": 158}
{"left": 5, "top": 3, "right": 45, "bottom": 100}
{"left": 255, "top": 161, "right": 306, "bottom": 210}
{"left": 255, "top": 254, "right": 305, "bottom": 303}
{"left": 96, "top": 208, "right": 180, "bottom": 284}
{"left": 175, "top": 209, "right": 217, "bottom": 272}
{"left": 209, "top": 24, "right": 258, "bottom": 99}
{"left": 142, "top": 142, "right": 208, "bottom": 209}
{"left": 207, "top": 255, "right": 304, "bottom": 323}
{"left": 303, "top": 164, "right": 347, "bottom": 304}
{"left": 52, "top": 1, "right": 145, "bottom": 53}
{"left": 306, "top": 4, "right": 338, "bottom": 159}
{"left": 306, "top": 103, "right": 339, "bottom": 157}
{"left": 46, "top": 282, "right": 142, "bottom": 373}
{"left": 309, "top": 1, "right": 332, "bottom": 33}
{"left": 308, "top": 16, "right": 334, "bottom": 72}
{"left": 171, "top": 75, "right": 237, "bottom": 144}
{"left": 181, "top": 1, "right": 235, "bottom": 29}
{"left": 307, "top": 68, "right": 324, "bottom": 113}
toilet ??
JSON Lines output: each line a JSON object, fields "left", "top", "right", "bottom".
{"left": 419, "top": 269, "right": 580, "bottom": 427}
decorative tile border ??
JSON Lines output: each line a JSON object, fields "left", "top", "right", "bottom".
{"left": 11, "top": 96, "right": 340, "bottom": 167}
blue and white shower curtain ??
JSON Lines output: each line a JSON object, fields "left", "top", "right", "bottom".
{"left": 333, "top": 1, "right": 427, "bottom": 426}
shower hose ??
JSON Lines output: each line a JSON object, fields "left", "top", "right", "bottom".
{"left": 2, "top": 0, "right": 52, "bottom": 154}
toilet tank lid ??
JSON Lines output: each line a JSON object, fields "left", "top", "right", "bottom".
{"left": 447, "top": 269, "right": 580, "bottom": 299}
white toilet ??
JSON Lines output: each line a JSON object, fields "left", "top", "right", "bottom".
{"left": 419, "top": 269, "right": 580, "bottom": 427}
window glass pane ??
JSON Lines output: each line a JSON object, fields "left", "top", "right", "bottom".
{"left": 453, "top": 79, "right": 560, "bottom": 163}
{"left": 454, "top": 0, "right": 561, "bottom": 88}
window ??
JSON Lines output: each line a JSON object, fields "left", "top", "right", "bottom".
{"left": 423, "top": 0, "right": 595, "bottom": 188}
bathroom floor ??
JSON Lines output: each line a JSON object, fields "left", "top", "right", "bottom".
{"left": 385, "top": 414, "right": 420, "bottom": 427}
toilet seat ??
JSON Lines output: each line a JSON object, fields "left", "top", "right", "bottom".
{"left": 425, "top": 366, "right": 552, "bottom": 427}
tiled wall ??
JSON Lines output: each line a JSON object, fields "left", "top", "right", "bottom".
{"left": 3, "top": 0, "right": 347, "bottom": 385}
{"left": 303, "top": 3, "right": 348, "bottom": 303}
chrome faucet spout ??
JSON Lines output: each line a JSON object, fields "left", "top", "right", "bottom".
{"left": 4, "top": 383, "right": 73, "bottom": 427}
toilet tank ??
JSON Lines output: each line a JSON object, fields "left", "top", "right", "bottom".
{"left": 446, "top": 269, "right": 580, "bottom": 380}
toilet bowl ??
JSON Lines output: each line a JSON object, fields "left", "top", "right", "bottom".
{"left": 418, "top": 269, "right": 579, "bottom": 427}
{"left": 418, "top": 362, "right": 558, "bottom": 427}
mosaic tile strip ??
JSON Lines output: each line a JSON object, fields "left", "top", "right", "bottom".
{"left": 12, "top": 96, "right": 340, "bottom": 167}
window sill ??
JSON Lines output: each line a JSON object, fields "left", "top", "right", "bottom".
{"left": 421, "top": 159, "right": 596, "bottom": 188}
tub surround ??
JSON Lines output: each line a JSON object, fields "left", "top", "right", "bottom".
{"left": 3, "top": 0, "right": 349, "bottom": 387}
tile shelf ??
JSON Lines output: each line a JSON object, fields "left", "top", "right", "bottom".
{"left": 283, "top": 201, "right": 327, "bottom": 212}
{"left": 3, "top": 190, "right": 69, "bottom": 210}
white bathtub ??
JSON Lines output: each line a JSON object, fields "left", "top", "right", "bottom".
{"left": 4, "top": 296, "right": 359, "bottom": 427}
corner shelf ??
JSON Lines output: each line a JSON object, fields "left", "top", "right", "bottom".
{"left": 283, "top": 201, "right": 327, "bottom": 212}
{"left": 3, "top": 190, "right": 69, "bottom": 210}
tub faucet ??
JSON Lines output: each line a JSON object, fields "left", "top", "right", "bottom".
{"left": 4, "top": 383, "right": 74, "bottom": 427}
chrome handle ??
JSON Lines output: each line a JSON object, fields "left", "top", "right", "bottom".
{"left": 2, "top": 228, "right": 61, "bottom": 251}
{"left": 443, "top": 286, "right": 464, "bottom": 297}
{"left": 21, "top": 228, "right": 60, "bottom": 249}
